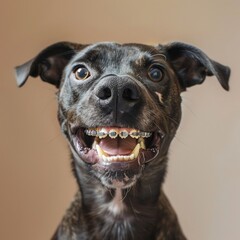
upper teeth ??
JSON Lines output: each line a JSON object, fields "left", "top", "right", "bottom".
{"left": 85, "top": 128, "right": 152, "bottom": 139}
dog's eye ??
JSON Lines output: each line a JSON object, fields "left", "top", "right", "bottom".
{"left": 148, "top": 65, "right": 164, "bottom": 82}
{"left": 74, "top": 66, "right": 91, "bottom": 80}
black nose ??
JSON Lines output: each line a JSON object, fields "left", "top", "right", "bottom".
{"left": 95, "top": 76, "right": 141, "bottom": 118}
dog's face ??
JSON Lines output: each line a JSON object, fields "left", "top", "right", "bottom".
{"left": 15, "top": 42, "right": 230, "bottom": 188}
{"left": 58, "top": 43, "right": 182, "bottom": 188}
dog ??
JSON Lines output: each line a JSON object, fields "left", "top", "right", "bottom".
{"left": 15, "top": 41, "right": 230, "bottom": 240}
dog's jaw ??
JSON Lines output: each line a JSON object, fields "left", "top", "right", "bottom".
{"left": 67, "top": 125, "right": 164, "bottom": 188}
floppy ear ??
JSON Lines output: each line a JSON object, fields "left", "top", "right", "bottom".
{"left": 164, "top": 42, "right": 231, "bottom": 91}
{"left": 15, "top": 42, "right": 84, "bottom": 88}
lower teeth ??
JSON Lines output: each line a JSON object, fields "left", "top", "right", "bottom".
{"left": 102, "top": 154, "right": 135, "bottom": 162}
{"left": 95, "top": 142, "right": 142, "bottom": 163}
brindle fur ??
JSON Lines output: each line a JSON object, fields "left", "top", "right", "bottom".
{"left": 15, "top": 42, "right": 230, "bottom": 240}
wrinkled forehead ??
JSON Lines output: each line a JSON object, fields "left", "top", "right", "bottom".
{"left": 70, "top": 42, "right": 165, "bottom": 70}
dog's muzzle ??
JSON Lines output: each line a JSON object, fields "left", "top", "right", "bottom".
{"left": 66, "top": 75, "right": 165, "bottom": 186}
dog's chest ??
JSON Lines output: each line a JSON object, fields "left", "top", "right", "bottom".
{"left": 105, "top": 188, "right": 125, "bottom": 215}
{"left": 88, "top": 189, "right": 134, "bottom": 239}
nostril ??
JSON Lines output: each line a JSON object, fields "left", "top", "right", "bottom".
{"left": 122, "top": 87, "right": 139, "bottom": 101}
{"left": 97, "top": 87, "right": 112, "bottom": 100}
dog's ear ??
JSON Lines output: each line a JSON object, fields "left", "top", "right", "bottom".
{"left": 164, "top": 42, "right": 230, "bottom": 91}
{"left": 15, "top": 42, "right": 84, "bottom": 88}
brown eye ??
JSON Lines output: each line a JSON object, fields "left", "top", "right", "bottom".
{"left": 74, "top": 66, "right": 91, "bottom": 80}
{"left": 148, "top": 65, "right": 164, "bottom": 82}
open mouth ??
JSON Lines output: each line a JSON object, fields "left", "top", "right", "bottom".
{"left": 71, "top": 127, "right": 162, "bottom": 166}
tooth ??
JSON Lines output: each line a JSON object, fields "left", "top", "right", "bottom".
{"left": 139, "top": 138, "right": 146, "bottom": 149}
{"left": 96, "top": 144, "right": 103, "bottom": 157}
{"left": 109, "top": 129, "right": 118, "bottom": 139}
{"left": 132, "top": 143, "right": 140, "bottom": 158}
{"left": 96, "top": 144, "right": 108, "bottom": 158}
{"left": 98, "top": 128, "right": 108, "bottom": 139}
{"left": 102, "top": 155, "right": 108, "bottom": 162}
{"left": 146, "top": 132, "right": 152, "bottom": 138}
{"left": 84, "top": 129, "right": 90, "bottom": 135}
{"left": 92, "top": 140, "right": 97, "bottom": 149}
{"left": 139, "top": 132, "right": 150, "bottom": 138}
{"left": 140, "top": 132, "right": 146, "bottom": 138}
{"left": 88, "top": 130, "right": 92, "bottom": 136}
{"left": 130, "top": 154, "right": 135, "bottom": 160}
{"left": 85, "top": 129, "right": 98, "bottom": 136}
{"left": 130, "top": 130, "right": 140, "bottom": 139}
{"left": 99, "top": 154, "right": 136, "bottom": 162}
{"left": 91, "top": 130, "right": 97, "bottom": 136}
{"left": 118, "top": 156, "right": 124, "bottom": 161}
{"left": 119, "top": 130, "right": 128, "bottom": 139}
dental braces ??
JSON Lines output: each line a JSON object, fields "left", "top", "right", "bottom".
{"left": 84, "top": 128, "right": 152, "bottom": 139}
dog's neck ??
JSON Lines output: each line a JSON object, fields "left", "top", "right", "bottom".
{"left": 69, "top": 156, "right": 168, "bottom": 239}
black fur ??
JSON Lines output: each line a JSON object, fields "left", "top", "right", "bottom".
{"left": 15, "top": 42, "right": 230, "bottom": 240}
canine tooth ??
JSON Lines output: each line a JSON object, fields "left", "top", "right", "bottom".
{"left": 96, "top": 144, "right": 102, "bottom": 156}
{"left": 140, "top": 141, "right": 146, "bottom": 149}
{"left": 139, "top": 138, "right": 146, "bottom": 149}
{"left": 132, "top": 143, "right": 140, "bottom": 158}
{"left": 119, "top": 130, "right": 128, "bottom": 139}
{"left": 130, "top": 154, "right": 135, "bottom": 160}
{"left": 109, "top": 129, "right": 118, "bottom": 139}
{"left": 96, "top": 144, "right": 107, "bottom": 157}
{"left": 92, "top": 140, "right": 97, "bottom": 149}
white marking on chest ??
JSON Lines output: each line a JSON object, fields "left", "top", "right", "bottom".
{"left": 155, "top": 91, "right": 163, "bottom": 103}
{"left": 107, "top": 188, "right": 125, "bottom": 215}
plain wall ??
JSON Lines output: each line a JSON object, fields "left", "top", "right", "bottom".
{"left": 0, "top": 0, "right": 239, "bottom": 239}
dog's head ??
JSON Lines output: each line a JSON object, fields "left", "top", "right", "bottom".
{"left": 15, "top": 42, "right": 230, "bottom": 188}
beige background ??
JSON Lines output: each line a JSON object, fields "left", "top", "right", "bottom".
{"left": 1, "top": 0, "right": 239, "bottom": 239}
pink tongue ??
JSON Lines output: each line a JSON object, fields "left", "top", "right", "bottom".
{"left": 99, "top": 137, "right": 137, "bottom": 156}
